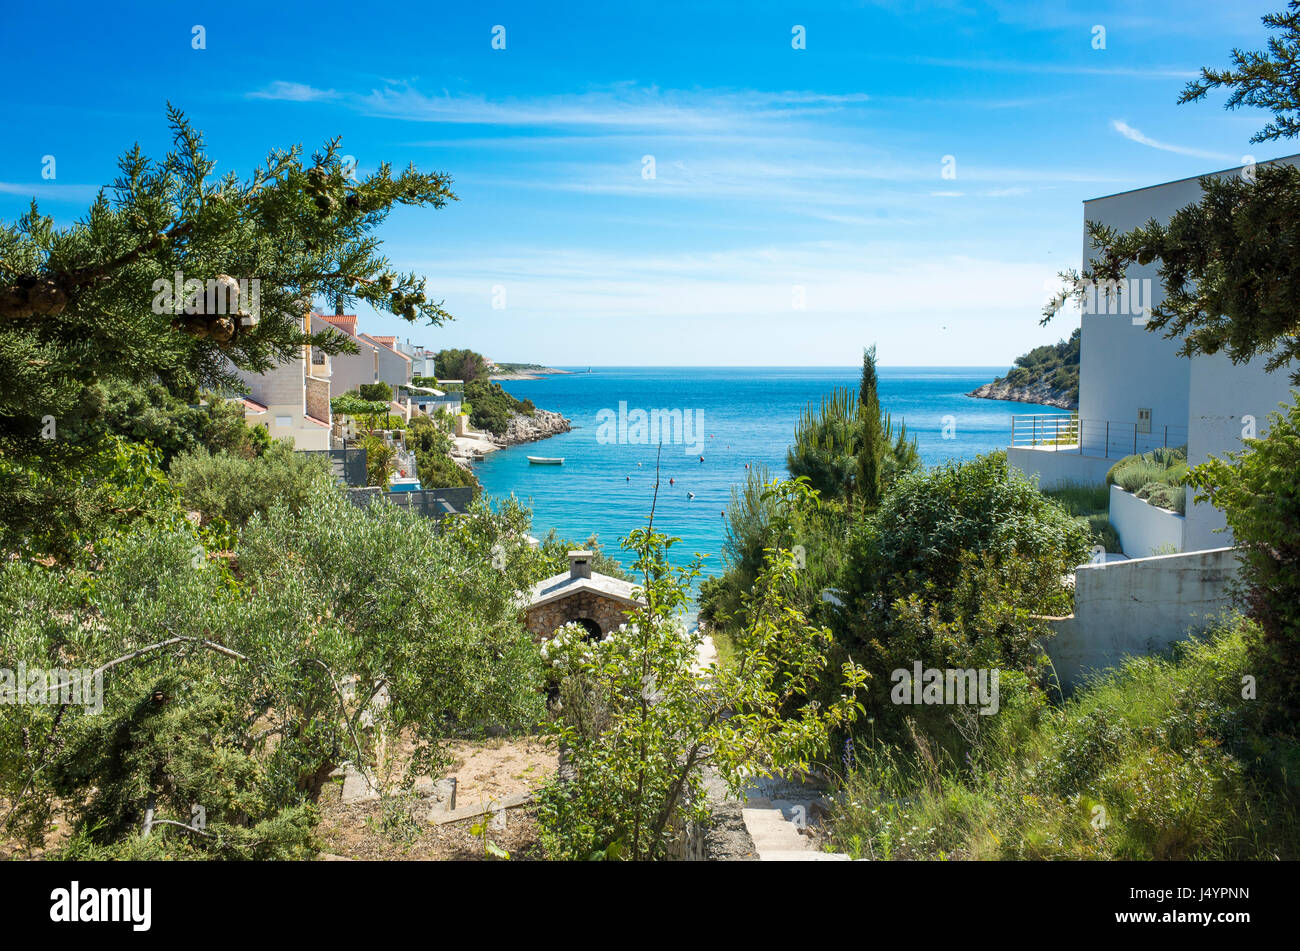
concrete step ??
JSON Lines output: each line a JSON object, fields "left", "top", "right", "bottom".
{"left": 758, "top": 852, "right": 849, "bottom": 862}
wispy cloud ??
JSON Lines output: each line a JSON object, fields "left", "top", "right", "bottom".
{"left": 248, "top": 80, "right": 873, "bottom": 130}
{"left": 918, "top": 57, "right": 1198, "bottom": 79}
{"left": 0, "top": 182, "right": 103, "bottom": 202}
{"left": 248, "top": 81, "right": 340, "bottom": 102}
{"left": 1110, "top": 119, "right": 1233, "bottom": 160}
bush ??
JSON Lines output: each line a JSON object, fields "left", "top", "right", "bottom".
{"left": 1135, "top": 481, "right": 1185, "bottom": 514}
{"left": 1188, "top": 393, "right": 1300, "bottom": 729}
{"left": 406, "top": 414, "right": 478, "bottom": 492}
{"left": 837, "top": 452, "right": 1089, "bottom": 736}
{"left": 826, "top": 619, "right": 1300, "bottom": 860}
{"left": 168, "top": 441, "right": 331, "bottom": 528}
{"left": 0, "top": 484, "right": 546, "bottom": 857}
{"left": 1106, "top": 446, "right": 1187, "bottom": 495}
{"left": 463, "top": 379, "right": 527, "bottom": 435}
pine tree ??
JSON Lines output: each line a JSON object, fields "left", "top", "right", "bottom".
{"left": 0, "top": 107, "right": 458, "bottom": 554}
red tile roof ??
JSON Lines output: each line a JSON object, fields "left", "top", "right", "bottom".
{"left": 319, "top": 313, "right": 358, "bottom": 337}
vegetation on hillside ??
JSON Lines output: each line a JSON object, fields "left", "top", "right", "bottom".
{"left": 464, "top": 379, "right": 535, "bottom": 436}
{"left": 0, "top": 455, "right": 546, "bottom": 858}
{"left": 827, "top": 619, "right": 1299, "bottom": 860}
{"left": 983, "top": 328, "right": 1080, "bottom": 405}
{"left": 406, "top": 414, "right": 478, "bottom": 492}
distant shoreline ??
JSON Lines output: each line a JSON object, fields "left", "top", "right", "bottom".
{"left": 489, "top": 366, "right": 574, "bottom": 381}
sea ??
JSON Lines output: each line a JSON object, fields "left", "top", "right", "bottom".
{"left": 473, "top": 367, "right": 1068, "bottom": 590}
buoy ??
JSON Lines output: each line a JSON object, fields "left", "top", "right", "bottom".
{"left": 669, "top": 478, "right": 675, "bottom": 485}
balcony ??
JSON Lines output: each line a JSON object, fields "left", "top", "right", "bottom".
{"left": 1010, "top": 415, "right": 1187, "bottom": 460}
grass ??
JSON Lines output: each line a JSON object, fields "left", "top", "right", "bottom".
{"left": 1043, "top": 482, "right": 1120, "bottom": 553}
{"left": 825, "top": 617, "right": 1300, "bottom": 860}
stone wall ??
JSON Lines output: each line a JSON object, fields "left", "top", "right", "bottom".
{"left": 525, "top": 591, "right": 637, "bottom": 639}
{"left": 305, "top": 375, "right": 331, "bottom": 424}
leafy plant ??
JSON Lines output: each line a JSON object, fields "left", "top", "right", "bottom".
{"left": 536, "top": 478, "right": 867, "bottom": 860}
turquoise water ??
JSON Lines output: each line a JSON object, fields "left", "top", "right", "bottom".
{"left": 474, "top": 367, "right": 1067, "bottom": 581}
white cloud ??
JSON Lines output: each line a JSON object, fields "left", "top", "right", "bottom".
{"left": 248, "top": 81, "right": 339, "bottom": 102}
{"left": 1110, "top": 119, "right": 1233, "bottom": 160}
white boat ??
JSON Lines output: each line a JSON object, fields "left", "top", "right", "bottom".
{"left": 527, "top": 456, "right": 564, "bottom": 465}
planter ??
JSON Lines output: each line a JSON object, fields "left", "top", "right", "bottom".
{"left": 1108, "top": 484, "right": 1184, "bottom": 557}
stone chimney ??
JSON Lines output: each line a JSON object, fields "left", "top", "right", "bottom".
{"left": 568, "top": 550, "right": 593, "bottom": 580}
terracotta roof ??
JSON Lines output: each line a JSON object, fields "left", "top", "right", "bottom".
{"left": 240, "top": 397, "right": 268, "bottom": 414}
{"left": 319, "top": 313, "right": 358, "bottom": 337}
{"left": 304, "top": 413, "right": 330, "bottom": 427}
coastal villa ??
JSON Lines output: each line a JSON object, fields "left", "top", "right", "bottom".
{"left": 234, "top": 304, "right": 443, "bottom": 450}
{"left": 318, "top": 309, "right": 412, "bottom": 393}
{"left": 395, "top": 338, "right": 438, "bottom": 378}
{"left": 1010, "top": 154, "right": 1300, "bottom": 687}
{"left": 232, "top": 308, "right": 333, "bottom": 451}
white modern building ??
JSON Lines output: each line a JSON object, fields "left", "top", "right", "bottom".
{"left": 1010, "top": 153, "right": 1300, "bottom": 554}
{"left": 1010, "top": 155, "right": 1300, "bottom": 689}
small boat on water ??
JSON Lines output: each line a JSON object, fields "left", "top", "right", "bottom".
{"left": 528, "top": 456, "right": 565, "bottom": 465}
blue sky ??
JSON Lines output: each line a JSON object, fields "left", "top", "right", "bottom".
{"left": 0, "top": 0, "right": 1291, "bottom": 366}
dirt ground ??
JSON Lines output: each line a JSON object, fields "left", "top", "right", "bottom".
{"left": 2, "top": 735, "right": 560, "bottom": 861}
{"left": 316, "top": 735, "right": 559, "bottom": 861}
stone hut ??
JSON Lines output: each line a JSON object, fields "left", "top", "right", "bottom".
{"left": 524, "top": 551, "right": 645, "bottom": 640}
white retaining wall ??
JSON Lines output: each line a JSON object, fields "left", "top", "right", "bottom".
{"left": 1041, "top": 547, "right": 1240, "bottom": 690}
{"left": 1109, "top": 484, "right": 1184, "bottom": 557}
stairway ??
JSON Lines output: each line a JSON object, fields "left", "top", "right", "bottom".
{"left": 740, "top": 778, "right": 851, "bottom": 861}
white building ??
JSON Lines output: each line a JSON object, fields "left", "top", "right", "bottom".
{"left": 1010, "top": 153, "right": 1299, "bottom": 554}
{"left": 232, "top": 309, "right": 332, "bottom": 450}
{"left": 395, "top": 339, "right": 438, "bottom": 378}
{"left": 1010, "top": 155, "right": 1300, "bottom": 688}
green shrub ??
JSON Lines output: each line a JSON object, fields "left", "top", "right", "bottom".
{"left": 168, "top": 441, "right": 331, "bottom": 528}
{"left": 406, "top": 414, "right": 478, "bottom": 492}
{"left": 826, "top": 619, "right": 1300, "bottom": 860}
{"left": 1042, "top": 482, "right": 1109, "bottom": 516}
{"left": 1189, "top": 393, "right": 1300, "bottom": 729}
{"left": 1135, "top": 481, "right": 1185, "bottom": 514}
{"left": 0, "top": 484, "right": 546, "bottom": 857}
{"left": 463, "top": 380, "right": 528, "bottom": 435}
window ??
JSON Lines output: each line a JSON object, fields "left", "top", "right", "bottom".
{"left": 275, "top": 415, "right": 292, "bottom": 428}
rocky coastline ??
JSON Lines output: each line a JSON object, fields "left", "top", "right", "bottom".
{"left": 492, "top": 407, "right": 572, "bottom": 446}
{"left": 449, "top": 407, "right": 572, "bottom": 467}
{"left": 967, "top": 379, "right": 1076, "bottom": 410}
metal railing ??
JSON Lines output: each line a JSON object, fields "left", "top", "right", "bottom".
{"left": 1010, "top": 415, "right": 1188, "bottom": 460}
{"left": 344, "top": 486, "right": 473, "bottom": 521}
{"left": 298, "top": 446, "right": 368, "bottom": 486}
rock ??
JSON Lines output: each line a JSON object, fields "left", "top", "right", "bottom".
{"left": 967, "top": 379, "right": 1076, "bottom": 410}
{"left": 414, "top": 776, "right": 457, "bottom": 811}
{"left": 492, "top": 408, "right": 572, "bottom": 447}
{"left": 340, "top": 765, "right": 380, "bottom": 803}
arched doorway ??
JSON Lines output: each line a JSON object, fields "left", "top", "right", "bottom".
{"left": 575, "top": 617, "right": 602, "bottom": 642}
